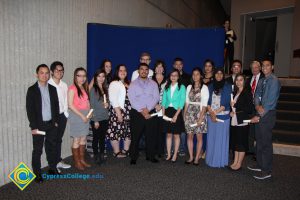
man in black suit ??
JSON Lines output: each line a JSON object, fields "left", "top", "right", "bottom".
{"left": 26, "top": 64, "right": 60, "bottom": 183}
{"left": 225, "top": 59, "right": 242, "bottom": 85}
{"left": 246, "top": 61, "right": 264, "bottom": 158}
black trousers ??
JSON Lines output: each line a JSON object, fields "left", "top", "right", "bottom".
{"left": 91, "top": 120, "right": 108, "bottom": 155}
{"left": 129, "top": 109, "right": 158, "bottom": 161}
{"left": 255, "top": 111, "right": 276, "bottom": 173}
{"left": 56, "top": 113, "right": 67, "bottom": 162}
{"left": 156, "top": 117, "right": 165, "bottom": 155}
{"left": 32, "top": 122, "right": 58, "bottom": 174}
{"left": 248, "top": 123, "right": 256, "bottom": 154}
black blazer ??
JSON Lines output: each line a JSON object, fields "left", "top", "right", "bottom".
{"left": 26, "top": 82, "right": 59, "bottom": 130}
{"left": 180, "top": 71, "right": 191, "bottom": 87}
{"left": 233, "top": 89, "right": 254, "bottom": 124}
{"left": 225, "top": 76, "right": 234, "bottom": 85}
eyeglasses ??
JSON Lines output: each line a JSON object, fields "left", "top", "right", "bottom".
{"left": 141, "top": 59, "right": 151, "bottom": 62}
{"left": 55, "top": 69, "right": 64, "bottom": 73}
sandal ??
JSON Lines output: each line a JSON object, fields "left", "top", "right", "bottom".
{"left": 113, "top": 152, "right": 126, "bottom": 158}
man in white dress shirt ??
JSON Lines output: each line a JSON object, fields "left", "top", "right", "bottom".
{"left": 247, "top": 61, "right": 264, "bottom": 158}
{"left": 48, "top": 61, "right": 71, "bottom": 170}
{"left": 131, "top": 52, "right": 153, "bottom": 81}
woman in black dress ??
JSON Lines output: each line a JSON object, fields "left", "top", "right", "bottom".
{"left": 107, "top": 64, "right": 131, "bottom": 158}
{"left": 229, "top": 74, "right": 254, "bottom": 170}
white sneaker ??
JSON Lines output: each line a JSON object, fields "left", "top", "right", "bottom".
{"left": 253, "top": 172, "right": 272, "bottom": 180}
{"left": 57, "top": 161, "right": 71, "bottom": 169}
{"left": 56, "top": 167, "right": 61, "bottom": 173}
{"left": 247, "top": 165, "right": 262, "bottom": 172}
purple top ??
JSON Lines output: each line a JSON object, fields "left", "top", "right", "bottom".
{"left": 128, "top": 77, "right": 160, "bottom": 112}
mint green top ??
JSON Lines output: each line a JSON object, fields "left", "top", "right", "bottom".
{"left": 162, "top": 84, "right": 186, "bottom": 110}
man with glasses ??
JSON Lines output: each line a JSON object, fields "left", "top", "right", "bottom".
{"left": 226, "top": 60, "right": 243, "bottom": 85}
{"left": 246, "top": 61, "right": 264, "bottom": 160}
{"left": 131, "top": 52, "right": 154, "bottom": 81}
{"left": 48, "top": 61, "right": 71, "bottom": 171}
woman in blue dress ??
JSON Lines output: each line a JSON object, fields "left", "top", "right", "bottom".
{"left": 206, "top": 68, "right": 231, "bottom": 168}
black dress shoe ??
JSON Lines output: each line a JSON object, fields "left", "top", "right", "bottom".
{"left": 130, "top": 160, "right": 136, "bottom": 165}
{"left": 34, "top": 174, "right": 44, "bottom": 183}
{"left": 146, "top": 157, "right": 150, "bottom": 161}
{"left": 48, "top": 169, "right": 61, "bottom": 175}
{"left": 150, "top": 158, "right": 159, "bottom": 163}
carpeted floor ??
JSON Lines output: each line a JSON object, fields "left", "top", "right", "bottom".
{"left": 0, "top": 153, "right": 299, "bottom": 200}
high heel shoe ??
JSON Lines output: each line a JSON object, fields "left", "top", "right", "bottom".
{"left": 165, "top": 156, "right": 171, "bottom": 161}
{"left": 185, "top": 159, "right": 194, "bottom": 164}
{"left": 193, "top": 158, "right": 200, "bottom": 166}
{"left": 171, "top": 156, "right": 177, "bottom": 163}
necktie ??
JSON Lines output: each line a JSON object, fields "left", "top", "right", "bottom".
{"left": 251, "top": 76, "right": 256, "bottom": 95}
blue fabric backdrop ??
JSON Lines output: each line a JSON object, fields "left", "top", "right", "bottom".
{"left": 87, "top": 23, "right": 225, "bottom": 80}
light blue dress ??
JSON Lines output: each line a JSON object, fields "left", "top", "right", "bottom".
{"left": 205, "top": 92, "right": 230, "bottom": 167}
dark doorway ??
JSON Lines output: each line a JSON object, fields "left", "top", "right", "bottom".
{"left": 255, "top": 17, "right": 277, "bottom": 64}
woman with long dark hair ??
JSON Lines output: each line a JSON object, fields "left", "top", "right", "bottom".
{"left": 152, "top": 60, "right": 167, "bottom": 157}
{"left": 90, "top": 69, "right": 109, "bottom": 165}
{"left": 89, "top": 59, "right": 113, "bottom": 90}
{"left": 107, "top": 64, "right": 131, "bottom": 158}
{"left": 162, "top": 69, "right": 186, "bottom": 162}
{"left": 229, "top": 74, "right": 253, "bottom": 170}
{"left": 205, "top": 68, "right": 231, "bottom": 167}
{"left": 68, "top": 67, "right": 91, "bottom": 170}
{"left": 100, "top": 59, "right": 113, "bottom": 84}
{"left": 203, "top": 59, "right": 215, "bottom": 85}
{"left": 184, "top": 67, "right": 209, "bottom": 165}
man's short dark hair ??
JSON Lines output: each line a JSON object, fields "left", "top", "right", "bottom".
{"left": 36, "top": 64, "right": 49, "bottom": 74}
{"left": 173, "top": 57, "right": 183, "bottom": 63}
{"left": 262, "top": 58, "right": 273, "bottom": 65}
{"left": 50, "top": 61, "right": 64, "bottom": 72}
{"left": 232, "top": 59, "right": 242, "bottom": 67}
{"left": 138, "top": 63, "right": 149, "bottom": 69}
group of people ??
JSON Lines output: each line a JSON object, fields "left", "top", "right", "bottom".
{"left": 26, "top": 52, "right": 280, "bottom": 184}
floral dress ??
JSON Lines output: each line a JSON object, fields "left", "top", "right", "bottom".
{"left": 107, "top": 88, "right": 131, "bottom": 141}
{"left": 184, "top": 87, "right": 207, "bottom": 134}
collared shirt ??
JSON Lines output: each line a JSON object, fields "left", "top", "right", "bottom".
{"left": 128, "top": 77, "right": 160, "bottom": 112}
{"left": 48, "top": 78, "right": 69, "bottom": 117}
{"left": 250, "top": 73, "right": 261, "bottom": 94}
{"left": 254, "top": 73, "right": 281, "bottom": 115}
{"left": 131, "top": 69, "right": 154, "bottom": 81}
{"left": 38, "top": 82, "right": 52, "bottom": 121}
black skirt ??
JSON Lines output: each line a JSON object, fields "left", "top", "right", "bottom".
{"left": 163, "top": 107, "right": 184, "bottom": 134}
{"left": 230, "top": 125, "right": 249, "bottom": 152}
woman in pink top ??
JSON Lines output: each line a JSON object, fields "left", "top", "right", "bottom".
{"left": 68, "top": 67, "right": 91, "bottom": 170}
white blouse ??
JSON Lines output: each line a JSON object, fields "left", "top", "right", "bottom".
{"left": 108, "top": 80, "right": 126, "bottom": 110}
{"left": 169, "top": 83, "right": 178, "bottom": 107}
